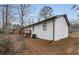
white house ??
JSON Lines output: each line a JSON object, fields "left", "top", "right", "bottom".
{"left": 24, "top": 14, "right": 70, "bottom": 41}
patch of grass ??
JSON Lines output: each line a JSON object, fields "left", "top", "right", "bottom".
{"left": 0, "top": 30, "right": 5, "bottom": 34}
{"left": 21, "top": 42, "right": 27, "bottom": 50}
{"left": 0, "top": 39, "right": 15, "bottom": 54}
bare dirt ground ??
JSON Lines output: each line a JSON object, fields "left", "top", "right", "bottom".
{"left": 16, "top": 37, "right": 79, "bottom": 55}
{"left": 0, "top": 32, "right": 79, "bottom": 55}
{"left": 69, "top": 32, "right": 79, "bottom": 38}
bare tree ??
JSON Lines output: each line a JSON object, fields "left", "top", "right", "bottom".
{"left": 0, "top": 5, "right": 5, "bottom": 33}
{"left": 72, "top": 5, "right": 79, "bottom": 17}
{"left": 18, "top": 4, "right": 31, "bottom": 28}
{"left": 15, "top": 4, "right": 31, "bottom": 38}
{"left": 2, "top": 5, "right": 5, "bottom": 31}
{"left": 71, "top": 5, "right": 79, "bottom": 32}
{"left": 4, "top": 5, "right": 13, "bottom": 33}
{"left": 39, "top": 5, "right": 54, "bottom": 21}
{"left": 0, "top": 4, "right": 14, "bottom": 39}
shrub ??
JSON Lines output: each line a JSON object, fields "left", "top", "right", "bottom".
{"left": 0, "top": 28, "right": 5, "bottom": 34}
{"left": 21, "top": 42, "right": 27, "bottom": 50}
{"left": 0, "top": 30, "right": 5, "bottom": 34}
{"left": 0, "top": 39, "right": 15, "bottom": 54}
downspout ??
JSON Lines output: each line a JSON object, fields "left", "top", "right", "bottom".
{"left": 48, "top": 19, "right": 55, "bottom": 43}
{"left": 53, "top": 19, "right": 55, "bottom": 41}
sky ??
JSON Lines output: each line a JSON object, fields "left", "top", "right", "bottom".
{"left": 0, "top": 4, "right": 78, "bottom": 26}
{"left": 31, "top": 4, "right": 78, "bottom": 21}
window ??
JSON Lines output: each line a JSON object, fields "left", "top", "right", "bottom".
{"left": 33, "top": 26, "right": 34, "bottom": 31}
{"left": 43, "top": 22, "right": 47, "bottom": 30}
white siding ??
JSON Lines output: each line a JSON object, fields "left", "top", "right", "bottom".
{"left": 27, "top": 16, "right": 69, "bottom": 41}
{"left": 32, "top": 20, "right": 53, "bottom": 40}
{"left": 55, "top": 16, "right": 68, "bottom": 41}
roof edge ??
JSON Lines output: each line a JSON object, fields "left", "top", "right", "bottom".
{"left": 24, "top": 14, "right": 70, "bottom": 28}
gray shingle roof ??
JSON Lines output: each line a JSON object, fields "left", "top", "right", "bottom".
{"left": 24, "top": 14, "right": 70, "bottom": 28}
